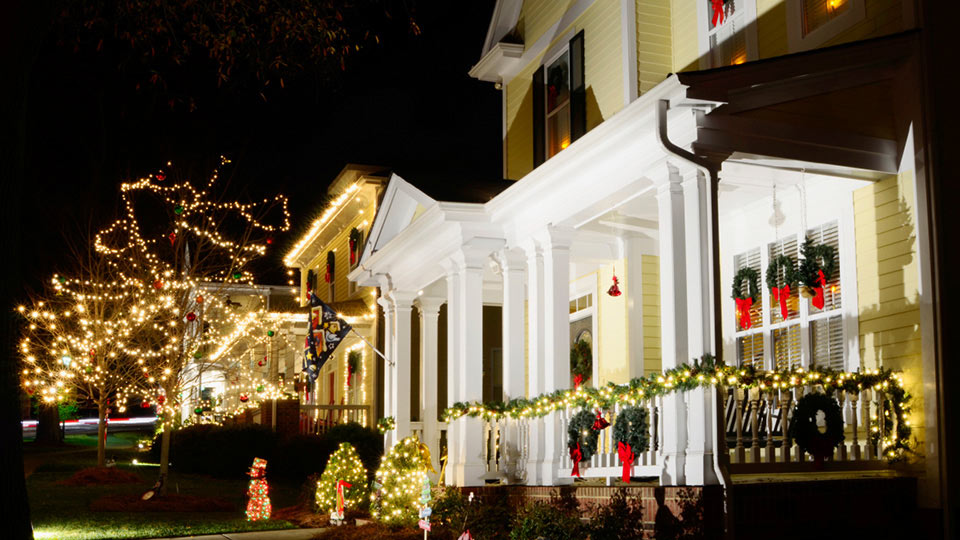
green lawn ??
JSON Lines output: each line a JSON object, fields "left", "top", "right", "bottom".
{"left": 26, "top": 436, "right": 302, "bottom": 540}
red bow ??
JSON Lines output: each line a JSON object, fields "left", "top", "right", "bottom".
{"left": 336, "top": 480, "right": 352, "bottom": 516}
{"left": 617, "top": 441, "right": 635, "bottom": 483}
{"left": 812, "top": 269, "right": 826, "bottom": 310}
{"left": 574, "top": 374, "right": 583, "bottom": 389}
{"left": 712, "top": 0, "right": 725, "bottom": 27}
{"left": 592, "top": 410, "right": 610, "bottom": 431}
{"left": 772, "top": 285, "right": 791, "bottom": 320}
{"left": 735, "top": 297, "right": 753, "bottom": 330}
{"left": 349, "top": 239, "right": 357, "bottom": 264}
{"left": 570, "top": 443, "right": 583, "bottom": 478}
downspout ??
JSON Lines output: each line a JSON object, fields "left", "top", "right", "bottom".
{"left": 656, "top": 98, "right": 734, "bottom": 537}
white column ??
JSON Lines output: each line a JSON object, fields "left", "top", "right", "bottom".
{"left": 654, "top": 161, "right": 688, "bottom": 485}
{"left": 454, "top": 246, "right": 489, "bottom": 486}
{"left": 682, "top": 169, "right": 720, "bottom": 485}
{"left": 500, "top": 249, "right": 527, "bottom": 401}
{"left": 377, "top": 296, "right": 396, "bottom": 448}
{"left": 389, "top": 291, "right": 417, "bottom": 443}
{"left": 523, "top": 241, "right": 545, "bottom": 485}
{"left": 418, "top": 296, "right": 444, "bottom": 479}
{"left": 443, "top": 268, "right": 460, "bottom": 486}
{"left": 623, "top": 236, "right": 647, "bottom": 379}
{"left": 539, "top": 226, "right": 575, "bottom": 485}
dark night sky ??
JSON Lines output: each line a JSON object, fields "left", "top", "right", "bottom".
{"left": 21, "top": 2, "right": 500, "bottom": 291}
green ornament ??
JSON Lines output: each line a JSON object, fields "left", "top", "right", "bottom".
{"left": 194, "top": 407, "right": 203, "bottom": 415}
{"left": 233, "top": 272, "right": 242, "bottom": 280}
{"left": 256, "top": 385, "right": 264, "bottom": 393}
{"left": 267, "top": 330, "right": 274, "bottom": 337}
{"left": 174, "top": 205, "right": 184, "bottom": 215}
{"left": 57, "top": 276, "right": 66, "bottom": 284}
{"left": 193, "top": 351, "right": 202, "bottom": 359}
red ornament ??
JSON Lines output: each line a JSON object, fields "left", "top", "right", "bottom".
{"left": 196, "top": 295, "right": 204, "bottom": 303}
{"left": 89, "top": 348, "right": 96, "bottom": 356}
{"left": 168, "top": 232, "right": 176, "bottom": 246}
{"left": 266, "top": 237, "right": 274, "bottom": 245}
{"left": 591, "top": 410, "right": 610, "bottom": 431}
{"left": 157, "top": 172, "right": 166, "bottom": 181}
{"left": 711, "top": 0, "right": 725, "bottom": 27}
{"left": 186, "top": 311, "right": 197, "bottom": 322}
{"left": 607, "top": 272, "right": 622, "bottom": 297}
{"left": 157, "top": 395, "right": 166, "bottom": 405}
{"left": 240, "top": 394, "right": 249, "bottom": 403}
{"left": 153, "top": 280, "right": 163, "bottom": 290}
{"left": 258, "top": 356, "right": 266, "bottom": 367}
{"left": 141, "top": 400, "right": 150, "bottom": 408}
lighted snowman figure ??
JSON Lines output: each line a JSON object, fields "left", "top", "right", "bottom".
{"left": 245, "top": 457, "right": 271, "bottom": 521}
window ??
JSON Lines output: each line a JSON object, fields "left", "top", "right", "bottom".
{"left": 707, "top": 0, "right": 747, "bottom": 67}
{"left": 802, "top": 0, "right": 850, "bottom": 36}
{"left": 786, "top": 0, "right": 865, "bottom": 52}
{"left": 533, "top": 31, "right": 585, "bottom": 167}
{"left": 732, "top": 220, "right": 849, "bottom": 370}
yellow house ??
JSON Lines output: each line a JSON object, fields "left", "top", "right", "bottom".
{"left": 284, "top": 165, "right": 388, "bottom": 427}
{"left": 347, "top": 0, "right": 948, "bottom": 535}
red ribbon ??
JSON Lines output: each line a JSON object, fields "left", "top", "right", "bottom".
{"left": 735, "top": 297, "right": 753, "bottom": 330}
{"left": 574, "top": 374, "right": 583, "bottom": 389}
{"left": 592, "top": 410, "right": 610, "bottom": 431}
{"left": 617, "top": 441, "right": 635, "bottom": 483}
{"left": 772, "top": 285, "right": 791, "bottom": 320}
{"left": 347, "top": 364, "right": 353, "bottom": 388}
{"left": 336, "top": 480, "right": 352, "bottom": 516}
{"left": 812, "top": 270, "right": 826, "bottom": 310}
{"left": 711, "top": 0, "right": 725, "bottom": 27}
{"left": 570, "top": 443, "right": 583, "bottom": 478}
{"left": 349, "top": 239, "right": 357, "bottom": 264}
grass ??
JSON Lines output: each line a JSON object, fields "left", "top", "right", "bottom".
{"left": 26, "top": 431, "right": 302, "bottom": 540}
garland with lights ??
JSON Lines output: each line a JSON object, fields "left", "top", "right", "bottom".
{"left": 612, "top": 406, "right": 650, "bottom": 483}
{"left": 377, "top": 416, "right": 395, "bottom": 434}
{"left": 731, "top": 267, "right": 760, "bottom": 330}
{"left": 789, "top": 392, "right": 844, "bottom": 465}
{"left": 567, "top": 409, "right": 599, "bottom": 477}
{"left": 371, "top": 436, "right": 430, "bottom": 526}
{"left": 316, "top": 442, "right": 368, "bottom": 517}
{"left": 443, "top": 356, "right": 912, "bottom": 461}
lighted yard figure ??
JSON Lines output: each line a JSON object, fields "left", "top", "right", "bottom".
{"left": 245, "top": 457, "right": 271, "bottom": 521}
{"left": 330, "top": 480, "right": 351, "bottom": 524}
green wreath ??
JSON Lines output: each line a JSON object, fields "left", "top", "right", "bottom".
{"left": 731, "top": 267, "right": 760, "bottom": 302}
{"left": 567, "top": 409, "right": 599, "bottom": 462}
{"left": 788, "top": 392, "right": 844, "bottom": 461}
{"left": 570, "top": 339, "right": 592, "bottom": 385}
{"left": 612, "top": 406, "right": 650, "bottom": 454}
{"left": 797, "top": 237, "right": 837, "bottom": 288}
{"left": 765, "top": 254, "right": 798, "bottom": 290}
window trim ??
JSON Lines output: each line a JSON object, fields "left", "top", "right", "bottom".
{"left": 696, "top": 0, "right": 759, "bottom": 69}
{"left": 786, "top": 0, "right": 866, "bottom": 53}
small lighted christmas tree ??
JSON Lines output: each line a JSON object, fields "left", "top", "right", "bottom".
{"left": 245, "top": 457, "right": 271, "bottom": 521}
{"left": 316, "top": 442, "right": 369, "bottom": 518}
{"left": 371, "top": 436, "right": 430, "bottom": 526}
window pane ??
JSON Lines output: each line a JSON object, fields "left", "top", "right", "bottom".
{"left": 806, "top": 221, "right": 841, "bottom": 314}
{"left": 737, "top": 334, "right": 763, "bottom": 369}
{"left": 772, "top": 324, "right": 801, "bottom": 371}
{"left": 547, "top": 103, "right": 571, "bottom": 157}
{"left": 570, "top": 299, "right": 577, "bottom": 314}
{"left": 811, "top": 315, "right": 844, "bottom": 370}
{"left": 803, "top": 0, "right": 850, "bottom": 36}
{"left": 546, "top": 53, "right": 569, "bottom": 113}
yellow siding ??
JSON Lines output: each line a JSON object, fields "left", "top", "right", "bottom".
{"left": 598, "top": 260, "right": 629, "bottom": 384}
{"left": 636, "top": 0, "right": 673, "bottom": 94}
{"left": 505, "top": 0, "right": 624, "bottom": 179}
{"left": 756, "top": 0, "right": 789, "bottom": 59}
{"left": 670, "top": 0, "right": 698, "bottom": 72}
{"left": 641, "top": 255, "right": 661, "bottom": 374}
{"left": 853, "top": 170, "right": 922, "bottom": 437}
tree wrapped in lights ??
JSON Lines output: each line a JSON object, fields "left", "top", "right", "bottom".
{"left": 371, "top": 436, "right": 430, "bottom": 526}
{"left": 316, "top": 442, "right": 368, "bottom": 518}
{"left": 92, "top": 157, "right": 290, "bottom": 493}
{"left": 17, "top": 244, "right": 161, "bottom": 466}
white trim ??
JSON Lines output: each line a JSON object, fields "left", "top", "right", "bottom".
{"left": 785, "top": 0, "right": 866, "bottom": 53}
{"left": 502, "top": 86, "right": 509, "bottom": 179}
{"left": 620, "top": 0, "right": 638, "bottom": 104}
{"left": 839, "top": 197, "right": 860, "bottom": 370}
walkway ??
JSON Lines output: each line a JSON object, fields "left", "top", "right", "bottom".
{"left": 144, "top": 528, "right": 325, "bottom": 540}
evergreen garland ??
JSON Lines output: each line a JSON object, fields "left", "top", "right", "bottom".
{"left": 612, "top": 406, "right": 650, "bottom": 454}
{"left": 567, "top": 409, "right": 600, "bottom": 462}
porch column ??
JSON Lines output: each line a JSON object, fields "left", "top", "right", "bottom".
{"left": 453, "top": 246, "right": 491, "bottom": 486}
{"left": 377, "top": 296, "right": 396, "bottom": 448}
{"left": 389, "top": 290, "right": 417, "bottom": 443}
{"left": 500, "top": 248, "right": 526, "bottom": 401}
{"left": 523, "top": 241, "right": 545, "bottom": 485}
{"left": 540, "top": 226, "right": 575, "bottom": 485}
{"left": 654, "top": 162, "right": 688, "bottom": 485}
{"left": 443, "top": 268, "right": 461, "bottom": 486}
{"left": 682, "top": 168, "right": 721, "bottom": 485}
{"left": 417, "top": 296, "right": 444, "bottom": 479}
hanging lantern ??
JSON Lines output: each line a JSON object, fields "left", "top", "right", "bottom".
{"left": 607, "top": 269, "right": 622, "bottom": 297}
{"left": 186, "top": 311, "right": 197, "bottom": 322}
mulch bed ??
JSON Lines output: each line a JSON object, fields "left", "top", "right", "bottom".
{"left": 274, "top": 504, "right": 371, "bottom": 529}
{"left": 312, "top": 523, "right": 456, "bottom": 540}
{"left": 90, "top": 493, "right": 235, "bottom": 512}
{"left": 59, "top": 467, "right": 144, "bottom": 486}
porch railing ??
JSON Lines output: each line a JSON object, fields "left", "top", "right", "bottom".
{"left": 720, "top": 385, "right": 889, "bottom": 472}
{"left": 299, "top": 404, "right": 371, "bottom": 435}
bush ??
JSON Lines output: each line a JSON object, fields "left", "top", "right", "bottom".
{"left": 590, "top": 488, "right": 644, "bottom": 540}
{"left": 272, "top": 435, "right": 334, "bottom": 480}
{"left": 432, "top": 487, "right": 515, "bottom": 540}
{"left": 510, "top": 499, "right": 586, "bottom": 540}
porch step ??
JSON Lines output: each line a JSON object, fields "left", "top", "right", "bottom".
{"left": 729, "top": 474, "right": 917, "bottom": 540}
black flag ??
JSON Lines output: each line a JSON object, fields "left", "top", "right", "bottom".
{"left": 302, "top": 293, "right": 352, "bottom": 382}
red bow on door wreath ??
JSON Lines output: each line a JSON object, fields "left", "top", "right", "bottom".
{"left": 617, "top": 441, "right": 635, "bottom": 483}
{"left": 570, "top": 442, "right": 583, "bottom": 478}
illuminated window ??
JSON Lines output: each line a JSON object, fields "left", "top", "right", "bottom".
{"left": 532, "top": 31, "right": 585, "bottom": 167}
{"left": 706, "top": 0, "right": 748, "bottom": 67}
{"left": 802, "top": 0, "right": 850, "bottom": 36}
{"left": 545, "top": 53, "right": 571, "bottom": 158}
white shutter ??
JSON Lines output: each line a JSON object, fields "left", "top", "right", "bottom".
{"left": 737, "top": 334, "right": 764, "bottom": 369}
{"left": 772, "top": 324, "right": 801, "bottom": 371}
{"left": 811, "top": 315, "right": 844, "bottom": 370}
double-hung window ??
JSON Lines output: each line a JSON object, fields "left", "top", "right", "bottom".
{"left": 533, "top": 31, "right": 585, "bottom": 167}
{"left": 733, "top": 220, "right": 848, "bottom": 370}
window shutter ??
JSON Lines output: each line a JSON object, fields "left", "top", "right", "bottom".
{"left": 307, "top": 270, "right": 316, "bottom": 292}
{"left": 569, "top": 30, "right": 586, "bottom": 142}
{"left": 811, "top": 315, "right": 844, "bottom": 370}
{"left": 532, "top": 65, "right": 545, "bottom": 168}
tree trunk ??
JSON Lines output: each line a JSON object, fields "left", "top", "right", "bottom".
{"left": 96, "top": 401, "right": 107, "bottom": 467}
{"left": 35, "top": 402, "right": 61, "bottom": 444}
{"left": 158, "top": 424, "right": 172, "bottom": 496}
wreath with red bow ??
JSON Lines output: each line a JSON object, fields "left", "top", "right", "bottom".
{"left": 766, "top": 255, "right": 798, "bottom": 321}
{"left": 567, "top": 409, "right": 600, "bottom": 477}
{"left": 797, "top": 237, "right": 837, "bottom": 310}
{"left": 612, "top": 406, "right": 650, "bottom": 483}
{"left": 731, "top": 267, "right": 760, "bottom": 330}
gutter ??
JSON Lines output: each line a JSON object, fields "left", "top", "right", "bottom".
{"left": 656, "top": 98, "right": 734, "bottom": 538}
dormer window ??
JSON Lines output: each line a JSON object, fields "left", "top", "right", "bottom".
{"left": 533, "top": 30, "right": 585, "bottom": 168}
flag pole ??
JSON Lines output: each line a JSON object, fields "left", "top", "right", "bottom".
{"left": 350, "top": 328, "right": 393, "bottom": 366}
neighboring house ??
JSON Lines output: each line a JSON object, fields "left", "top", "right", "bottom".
{"left": 347, "top": 0, "right": 947, "bottom": 532}
{"left": 284, "top": 165, "right": 389, "bottom": 429}
{"left": 180, "top": 284, "right": 306, "bottom": 421}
